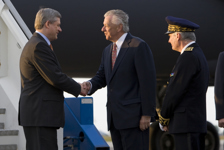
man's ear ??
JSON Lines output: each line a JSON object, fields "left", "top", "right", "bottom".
{"left": 176, "top": 32, "right": 181, "bottom": 41}
{"left": 117, "top": 24, "right": 123, "bottom": 32}
{"left": 44, "top": 20, "right": 50, "bottom": 29}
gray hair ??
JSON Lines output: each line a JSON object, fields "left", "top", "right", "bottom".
{"left": 34, "top": 8, "right": 61, "bottom": 30}
{"left": 178, "top": 32, "right": 196, "bottom": 41}
{"left": 104, "top": 9, "right": 129, "bottom": 33}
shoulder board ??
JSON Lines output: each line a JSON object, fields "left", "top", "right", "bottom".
{"left": 185, "top": 47, "right": 194, "bottom": 52}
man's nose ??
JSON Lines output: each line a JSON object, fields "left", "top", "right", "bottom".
{"left": 59, "top": 27, "right": 62, "bottom": 32}
{"left": 101, "top": 26, "right": 105, "bottom": 32}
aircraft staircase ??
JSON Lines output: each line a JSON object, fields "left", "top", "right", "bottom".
{"left": 0, "top": 0, "right": 64, "bottom": 149}
{"left": 0, "top": 108, "right": 18, "bottom": 150}
{"left": 0, "top": 0, "right": 32, "bottom": 149}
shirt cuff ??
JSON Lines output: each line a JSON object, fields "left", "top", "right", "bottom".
{"left": 87, "top": 81, "right": 92, "bottom": 94}
{"left": 159, "top": 123, "right": 165, "bottom": 131}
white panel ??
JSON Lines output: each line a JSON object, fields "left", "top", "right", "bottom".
{"left": 0, "top": 17, "right": 8, "bottom": 77}
{"left": 0, "top": 0, "right": 28, "bottom": 150}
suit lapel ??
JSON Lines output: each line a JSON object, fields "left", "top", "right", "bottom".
{"left": 108, "top": 33, "right": 132, "bottom": 83}
{"left": 34, "top": 32, "right": 62, "bottom": 70}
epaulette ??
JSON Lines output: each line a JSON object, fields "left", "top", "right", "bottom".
{"left": 185, "top": 47, "right": 194, "bottom": 52}
{"left": 158, "top": 112, "right": 170, "bottom": 126}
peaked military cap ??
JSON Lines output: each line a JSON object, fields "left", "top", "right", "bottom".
{"left": 165, "top": 16, "right": 200, "bottom": 34}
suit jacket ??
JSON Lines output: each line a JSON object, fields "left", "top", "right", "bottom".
{"left": 19, "top": 32, "right": 81, "bottom": 127}
{"left": 215, "top": 52, "right": 224, "bottom": 120}
{"left": 161, "top": 43, "right": 209, "bottom": 134}
{"left": 89, "top": 33, "right": 156, "bottom": 130}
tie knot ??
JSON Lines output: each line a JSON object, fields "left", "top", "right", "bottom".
{"left": 113, "top": 43, "right": 117, "bottom": 51}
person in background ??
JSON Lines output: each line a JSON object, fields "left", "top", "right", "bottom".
{"left": 215, "top": 48, "right": 224, "bottom": 128}
{"left": 159, "top": 16, "right": 209, "bottom": 150}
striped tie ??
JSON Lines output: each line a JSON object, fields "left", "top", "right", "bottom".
{"left": 112, "top": 43, "right": 117, "bottom": 70}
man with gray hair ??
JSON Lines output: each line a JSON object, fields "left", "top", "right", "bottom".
{"left": 159, "top": 16, "right": 209, "bottom": 150}
{"left": 83, "top": 9, "right": 156, "bottom": 149}
{"left": 19, "top": 8, "right": 86, "bottom": 150}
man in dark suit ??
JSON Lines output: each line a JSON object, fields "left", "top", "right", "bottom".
{"left": 19, "top": 8, "right": 86, "bottom": 150}
{"left": 159, "top": 16, "right": 209, "bottom": 150}
{"left": 83, "top": 9, "right": 156, "bottom": 150}
{"left": 215, "top": 51, "right": 224, "bottom": 127}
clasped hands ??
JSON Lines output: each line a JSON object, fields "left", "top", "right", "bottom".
{"left": 79, "top": 81, "right": 91, "bottom": 96}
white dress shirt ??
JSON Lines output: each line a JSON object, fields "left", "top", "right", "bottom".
{"left": 87, "top": 33, "right": 128, "bottom": 93}
{"left": 36, "top": 31, "right": 51, "bottom": 46}
{"left": 114, "top": 33, "right": 128, "bottom": 56}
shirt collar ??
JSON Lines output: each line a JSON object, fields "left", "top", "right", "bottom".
{"left": 35, "top": 31, "right": 51, "bottom": 46}
{"left": 180, "top": 41, "right": 195, "bottom": 54}
{"left": 115, "top": 33, "right": 128, "bottom": 50}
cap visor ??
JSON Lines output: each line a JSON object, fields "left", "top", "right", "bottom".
{"left": 165, "top": 31, "right": 174, "bottom": 34}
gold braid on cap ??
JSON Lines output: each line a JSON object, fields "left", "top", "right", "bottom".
{"left": 168, "top": 24, "right": 195, "bottom": 32}
{"left": 158, "top": 112, "right": 170, "bottom": 126}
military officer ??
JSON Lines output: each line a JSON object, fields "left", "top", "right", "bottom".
{"left": 159, "top": 16, "right": 209, "bottom": 150}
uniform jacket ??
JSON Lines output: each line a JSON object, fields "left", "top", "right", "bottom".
{"left": 19, "top": 32, "right": 81, "bottom": 127}
{"left": 89, "top": 33, "right": 156, "bottom": 130}
{"left": 161, "top": 43, "right": 209, "bottom": 134}
{"left": 215, "top": 52, "right": 224, "bottom": 120}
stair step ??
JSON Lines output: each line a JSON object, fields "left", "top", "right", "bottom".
{"left": 0, "top": 108, "right": 6, "bottom": 114}
{"left": 0, "top": 123, "right": 4, "bottom": 129}
{"left": 0, "top": 135, "right": 18, "bottom": 145}
{"left": 0, "top": 130, "right": 18, "bottom": 136}
{"left": 0, "top": 115, "right": 6, "bottom": 123}
{"left": 0, "top": 144, "right": 17, "bottom": 150}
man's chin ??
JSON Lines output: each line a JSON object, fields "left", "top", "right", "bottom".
{"left": 53, "top": 36, "right": 58, "bottom": 41}
{"left": 105, "top": 37, "right": 111, "bottom": 41}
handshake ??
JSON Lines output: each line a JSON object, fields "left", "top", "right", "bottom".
{"left": 79, "top": 81, "right": 91, "bottom": 96}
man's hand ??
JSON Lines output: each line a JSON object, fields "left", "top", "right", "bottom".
{"left": 218, "top": 118, "right": 224, "bottom": 127}
{"left": 82, "top": 81, "right": 91, "bottom": 92}
{"left": 163, "top": 126, "right": 169, "bottom": 132}
{"left": 79, "top": 83, "right": 88, "bottom": 96}
{"left": 79, "top": 81, "right": 91, "bottom": 96}
{"left": 159, "top": 123, "right": 169, "bottom": 132}
{"left": 139, "top": 116, "right": 151, "bottom": 131}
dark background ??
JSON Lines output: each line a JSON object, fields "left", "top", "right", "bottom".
{"left": 11, "top": 0, "right": 224, "bottom": 85}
